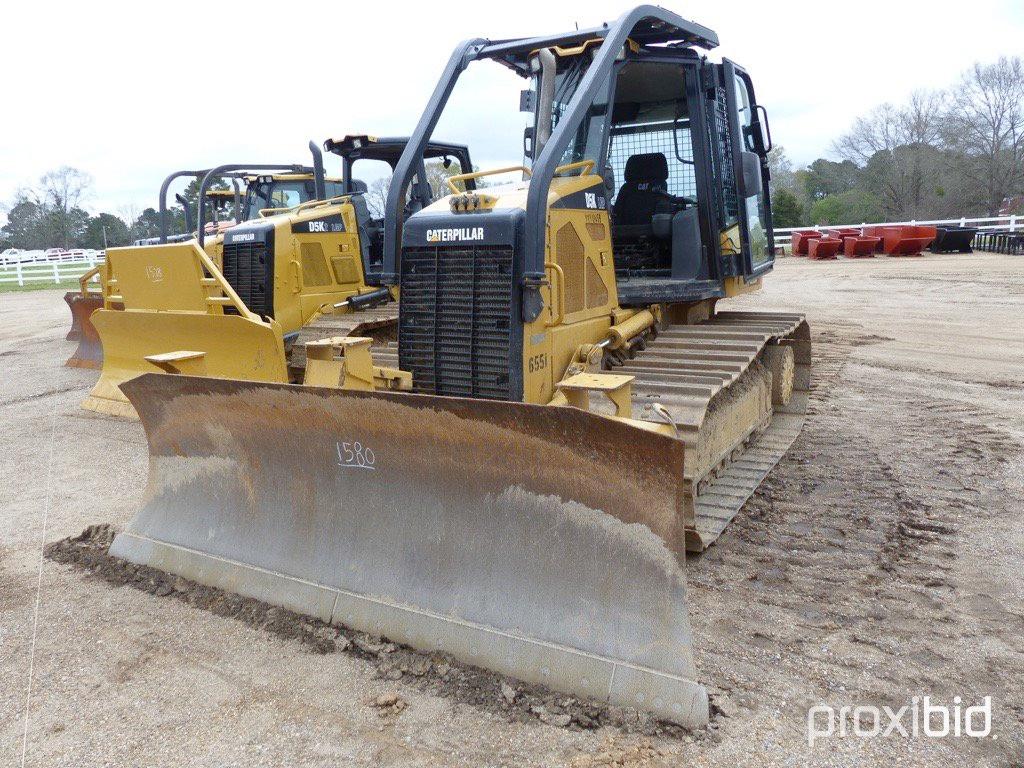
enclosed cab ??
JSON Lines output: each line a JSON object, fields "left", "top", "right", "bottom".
{"left": 384, "top": 12, "right": 776, "bottom": 404}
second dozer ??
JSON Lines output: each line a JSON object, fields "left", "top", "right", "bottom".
{"left": 82, "top": 136, "right": 472, "bottom": 416}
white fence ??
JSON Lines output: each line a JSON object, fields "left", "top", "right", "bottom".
{"left": 0, "top": 254, "right": 105, "bottom": 288}
{"left": 773, "top": 215, "right": 1019, "bottom": 250}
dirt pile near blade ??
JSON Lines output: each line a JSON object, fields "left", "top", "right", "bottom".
{"left": 46, "top": 524, "right": 717, "bottom": 740}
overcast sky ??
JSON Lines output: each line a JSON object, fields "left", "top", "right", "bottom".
{"left": 3, "top": 0, "right": 1023, "bottom": 221}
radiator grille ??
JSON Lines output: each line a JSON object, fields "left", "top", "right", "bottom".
{"left": 222, "top": 240, "right": 272, "bottom": 316}
{"left": 399, "top": 245, "right": 514, "bottom": 400}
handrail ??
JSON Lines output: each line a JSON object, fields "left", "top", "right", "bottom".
{"left": 553, "top": 159, "right": 595, "bottom": 177}
{"left": 257, "top": 194, "right": 351, "bottom": 218}
{"left": 78, "top": 264, "right": 102, "bottom": 295}
{"left": 446, "top": 166, "right": 532, "bottom": 194}
{"left": 544, "top": 261, "right": 565, "bottom": 327}
{"left": 192, "top": 247, "right": 261, "bottom": 322}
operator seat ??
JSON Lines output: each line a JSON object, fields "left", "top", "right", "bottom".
{"left": 613, "top": 152, "right": 672, "bottom": 228}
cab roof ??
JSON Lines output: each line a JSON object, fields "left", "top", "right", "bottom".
{"left": 479, "top": 10, "right": 718, "bottom": 76}
{"left": 324, "top": 134, "right": 469, "bottom": 165}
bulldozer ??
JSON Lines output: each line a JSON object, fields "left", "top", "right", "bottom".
{"left": 107, "top": 8, "right": 809, "bottom": 728}
{"left": 64, "top": 147, "right": 341, "bottom": 368}
{"left": 79, "top": 136, "right": 473, "bottom": 416}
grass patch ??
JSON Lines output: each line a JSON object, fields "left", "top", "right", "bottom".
{"left": 0, "top": 261, "right": 100, "bottom": 293}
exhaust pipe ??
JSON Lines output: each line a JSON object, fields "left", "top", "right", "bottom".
{"left": 309, "top": 140, "right": 326, "bottom": 200}
{"left": 532, "top": 48, "right": 556, "bottom": 159}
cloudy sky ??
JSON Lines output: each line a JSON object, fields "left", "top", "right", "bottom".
{"left": 3, "top": 0, "right": 1023, "bottom": 221}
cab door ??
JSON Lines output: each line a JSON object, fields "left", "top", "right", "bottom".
{"left": 721, "top": 60, "right": 775, "bottom": 277}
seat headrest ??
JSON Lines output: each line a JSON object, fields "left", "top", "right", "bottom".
{"left": 350, "top": 178, "right": 368, "bottom": 193}
{"left": 624, "top": 153, "right": 669, "bottom": 184}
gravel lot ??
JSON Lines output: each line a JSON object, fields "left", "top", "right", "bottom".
{"left": 2, "top": 252, "right": 1022, "bottom": 767}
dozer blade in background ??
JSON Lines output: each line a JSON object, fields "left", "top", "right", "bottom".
{"left": 81, "top": 312, "right": 288, "bottom": 418}
{"left": 64, "top": 291, "right": 85, "bottom": 340}
{"left": 64, "top": 294, "right": 111, "bottom": 368}
{"left": 110, "top": 374, "right": 709, "bottom": 727}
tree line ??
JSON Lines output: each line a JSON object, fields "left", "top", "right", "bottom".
{"left": 0, "top": 168, "right": 210, "bottom": 251}
{"left": 769, "top": 56, "right": 1024, "bottom": 227}
{"left": 5, "top": 57, "right": 1021, "bottom": 246}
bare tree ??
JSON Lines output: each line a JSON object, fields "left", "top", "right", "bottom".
{"left": 766, "top": 146, "right": 796, "bottom": 196}
{"left": 833, "top": 90, "right": 947, "bottom": 219}
{"left": 38, "top": 166, "right": 93, "bottom": 248}
{"left": 366, "top": 176, "right": 391, "bottom": 219}
{"left": 118, "top": 204, "right": 141, "bottom": 242}
{"left": 942, "top": 56, "right": 1024, "bottom": 216}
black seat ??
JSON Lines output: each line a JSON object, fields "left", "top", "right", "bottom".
{"left": 613, "top": 153, "right": 672, "bottom": 226}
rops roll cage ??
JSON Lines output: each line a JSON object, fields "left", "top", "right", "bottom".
{"left": 158, "top": 141, "right": 328, "bottom": 249}
{"left": 382, "top": 5, "right": 719, "bottom": 312}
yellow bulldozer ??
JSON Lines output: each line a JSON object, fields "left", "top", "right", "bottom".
{"left": 64, "top": 144, "right": 344, "bottom": 367}
{"left": 105, "top": 8, "right": 809, "bottom": 728}
{"left": 78, "top": 136, "right": 474, "bottom": 416}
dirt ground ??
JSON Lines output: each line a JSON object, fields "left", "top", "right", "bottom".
{"left": 2, "top": 252, "right": 1022, "bottom": 767}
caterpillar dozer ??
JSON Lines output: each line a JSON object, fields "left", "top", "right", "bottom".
{"left": 80, "top": 136, "right": 473, "bottom": 417}
{"left": 107, "top": 7, "right": 809, "bottom": 727}
{"left": 64, "top": 146, "right": 344, "bottom": 368}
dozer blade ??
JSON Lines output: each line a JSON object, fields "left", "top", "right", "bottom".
{"left": 81, "top": 311, "right": 288, "bottom": 418}
{"left": 64, "top": 291, "right": 84, "bottom": 340}
{"left": 64, "top": 294, "right": 108, "bottom": 368}
{"left": 110, "top": 374, "right": 709, "bottom": 727}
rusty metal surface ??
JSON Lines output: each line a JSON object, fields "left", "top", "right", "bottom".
{"left": 112, "top": 373, "right": 707, "bottom": 725}
{"left": 64, "top": 291, "right": 84, "bottom": 340}
{"left": 64, "top": 294, "right": 108, "bottom": 369}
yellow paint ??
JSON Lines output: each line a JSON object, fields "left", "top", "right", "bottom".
{"left": 720, "top": 225, "right": 741, "bottom": 255}
{"left": 83, "top": 309, "right": 287, "bottom": 418}
{"left": 723, "top": 275, "right": 761, "bottom": 297}
{"left": 521, "top": 175, "right": 619, "bottom": 404}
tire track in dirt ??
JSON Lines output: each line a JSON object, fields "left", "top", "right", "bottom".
{"left": 688, "top": 322, "right": 1023, "bottom": 765}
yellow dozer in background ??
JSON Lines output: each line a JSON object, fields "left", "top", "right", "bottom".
{"left": 80, "top": 136, "right": 474, "bottom": 417}
{"left": 65, "top": 146, "right": 342, "bottom": 368}
{"left": 106, "top": 8, "right": 809, "bottom": 728}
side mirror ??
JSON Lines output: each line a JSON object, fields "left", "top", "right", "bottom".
{"left": 750, "top": 105, "right": 772, "bottom": 154}
{"left": 737, "top": 151, "right": 763, "bottom": 198}
{"left": 523, "top": 126, "right": 535, "bottom": 160}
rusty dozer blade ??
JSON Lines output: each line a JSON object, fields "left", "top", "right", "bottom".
{"left": 64, "top": 291, "right": 85, "bottom": 340}
{"left": 64, "top": 293, "right": 108, "bottom": 368}
{"left": 110, "top": 374, "right": 709, "bottom": 727}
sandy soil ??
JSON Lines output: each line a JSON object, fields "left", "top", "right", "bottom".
{"left": 1, "top": 252, "right": 1022, "bottom": 767}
